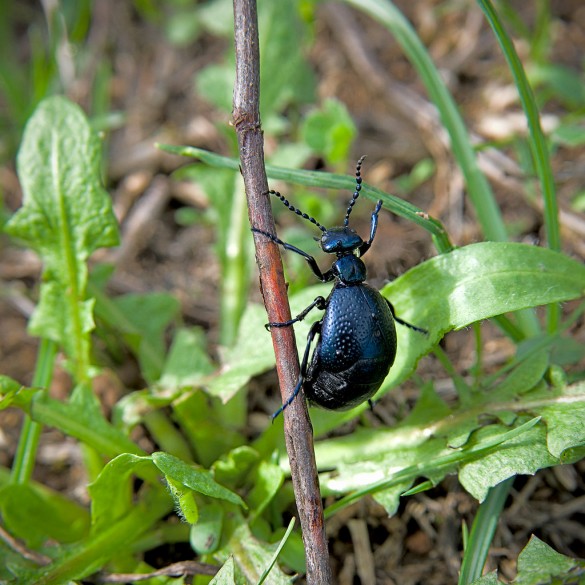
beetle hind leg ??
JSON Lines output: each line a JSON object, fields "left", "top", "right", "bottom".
{"left": 272, "top": 320, "right": 321, "bottom": 420}
{"left": 385, "top": 299, "right": 428, "bottom": 335}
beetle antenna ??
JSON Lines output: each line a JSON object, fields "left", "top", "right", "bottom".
{"left": 344, "top": 155, "right": 366, "bottom": 226}
{"left": 267, "top": 189, "right": 326, "bottom": 233}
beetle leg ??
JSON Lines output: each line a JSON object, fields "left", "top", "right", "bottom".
{"left": 385, "top": 299, "right": 428, "bottom": 335}
{"left": 266, "top": 296, "right": 327, "bottom": 330}
{"left": 272, "top": 320, "right": 321, "bottom": 420}
{"left": 358, "top": 200, "right": 383, "bottom": 257}
{"left": 252, "top": 227, "right": 334, "bottom": 282}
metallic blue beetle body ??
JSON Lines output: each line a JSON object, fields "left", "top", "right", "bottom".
{"left": 252, "top": 157, "right": 425, "bottom": 417}
{"left": 307, "top": 281, "right": 397, "bottom": 410}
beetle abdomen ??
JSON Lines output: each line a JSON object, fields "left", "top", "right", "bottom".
{"left": 318, "top": 283, "right": 396, "bottom": 370}
{"left": 305, "top": 283, "right": 397, "bottom": 410}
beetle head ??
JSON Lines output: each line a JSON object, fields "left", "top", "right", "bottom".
{"left": 320, "top": 227, "right": 363, "bottom": 254}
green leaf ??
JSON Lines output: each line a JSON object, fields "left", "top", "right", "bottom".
{"left": 206, "top": 303, "right": 277, "bottom": 402}
{"left": 196, "top": 63, "right": 235, "bottom": 112}
{"left": 514, "top": 535, "right": 585, "bottom": 584}
{"left": 247, "top": 460, "right": 285, "bottom": 520}
{"left": 5, "top": 96, "right": 119, "bottom": 378}
{"left": 538, "top": 381, "right": 585, "bottom": 459}
{"left": 257, "top": 0, "right": 315, "bottom": 117}
{"left": 88, "top": 453, "right": 155, "bottom": 531}
{"left": 210, "top": 556, "right": 236, "bottom": 584}
{"left": 111, "top": 292, "right": 180, "bottom": 383}
{"left": 159, "top": 327, "right": 215, "bottom": 389}
{"left": 301, "top": 98, "right": 357, "bottom": 164}
{"left": 0, "top": 483, "right": 89, "bottom": 548}
{"left": 226, "top": 521, "right": 293, "bottom": 585}
{"left": 24, "top": 389, "right": 145, "bottom": 458}
{"left": 152, "top": 451, "right": 246, "bottom": 508}
{"left": 470, "top": 572, "right": 500, "bottom": 585}
{"left": 458, "top": 422, "right": 557, "bottom": 501}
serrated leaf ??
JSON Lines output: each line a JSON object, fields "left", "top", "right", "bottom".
{"left": 537, "top": 381, "right": 585, "bottom": 459}
{"left": 514, "top": 535, "right": 585, "bottom": 584}
{"left": 459, "top": 422, "right": 557, "bottom": 501}
{"left": 152, "top": 451, "right": 246, "bottom": 508}
{"left": 5, "top": 96, "right": 119, "bottom": 374}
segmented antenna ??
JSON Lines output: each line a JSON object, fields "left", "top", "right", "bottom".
{"left": 268, "top": 189, "right": 327, "bottom": 233}
{"left": 343, "top": 155, "right": 367, "bottom": 227}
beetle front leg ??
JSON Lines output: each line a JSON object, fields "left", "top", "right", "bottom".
{"left": 252, "top": 227, "right": 334, "bottom": 282}
{"left": 358, "top": 200, "right": 383, "bottom": 257}
{"left": 272, "top": 320, "right": 322, "bottom": 420}
{"left": 265, "top": 296, "right": 327, "bottom": 330}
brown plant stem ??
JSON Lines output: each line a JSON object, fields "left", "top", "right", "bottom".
{"left": 232, "top": 0, "right": 332, "bottom": 582}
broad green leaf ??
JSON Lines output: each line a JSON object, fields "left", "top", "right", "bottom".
{"left": 88, "top": 453, "right": 155, "bottom": 531}
{"left": 5, "top": 96, "right": 119, "bottom": 377}
{"left": 206, "top": 303, "right": 277, "bottom": 402}
{"left": 321, "top": 418, "right": 542, "bottom": 516}
{"left": 514, "top": 535, "right": 585, "bottom": 584}
{"left": 0, "top": 483, "right": 89, "bottom": 547}
{"left": 19, "top": 488, "right": 173, "bottom": 585}
{"left": 152, "top": 451, "right": 246, "bottom": 508}
{"left": 376, "top": 242, "right": 584, "bottom": 399}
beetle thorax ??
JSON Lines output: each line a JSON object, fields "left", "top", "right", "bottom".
{"left": 333, "top": 254, "right": 366, "bottom": 284}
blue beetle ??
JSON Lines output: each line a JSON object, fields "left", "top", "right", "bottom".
{"left": 253, "top": 157, "right": 426, "bottom": 418}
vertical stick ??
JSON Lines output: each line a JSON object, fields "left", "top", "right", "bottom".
{"left": 232, "top": 1, "right": 332, "bottom": 582}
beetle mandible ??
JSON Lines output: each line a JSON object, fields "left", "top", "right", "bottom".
{"left": 253, "top": 156, "right": 427, "bottom": 419}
